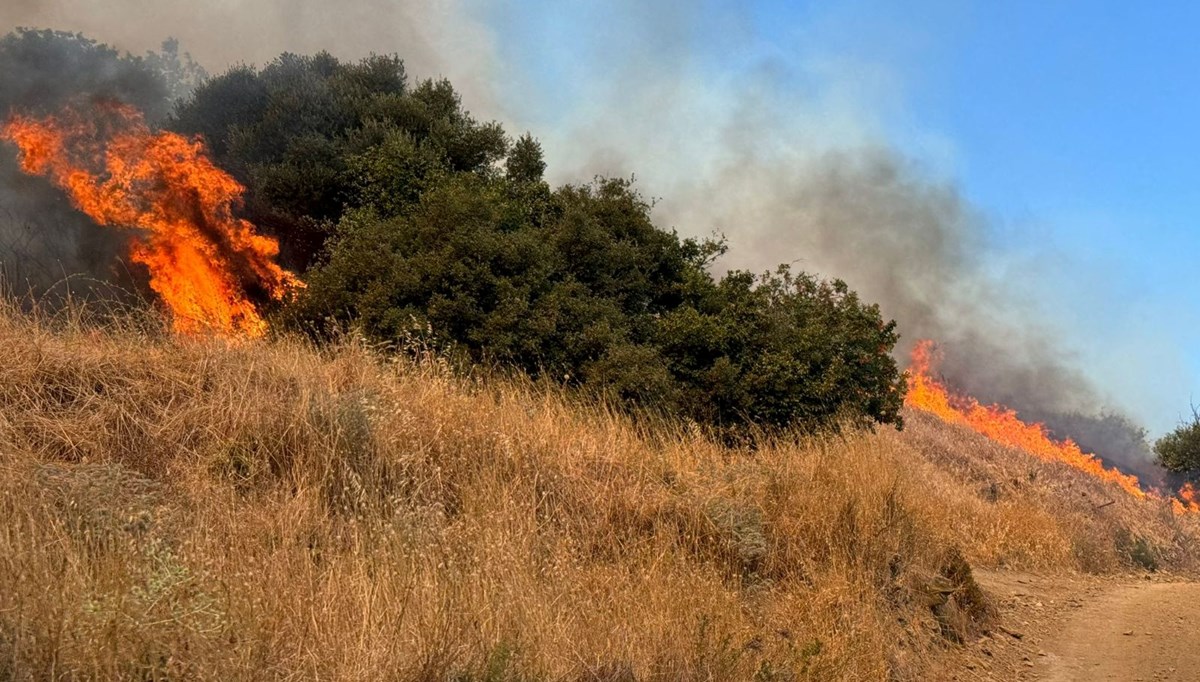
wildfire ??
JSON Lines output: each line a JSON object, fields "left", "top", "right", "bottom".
{"left": 1174, "top": 482, "right": 1200, "bottom": 515}
{"left": 0, "top": 102, "right": 301, "bottom": 338}
{"left": 905, "top": 340, "right": 1147, "bottom": 499}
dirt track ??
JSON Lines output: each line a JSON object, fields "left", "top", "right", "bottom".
{"left": 942, "top": 572, "right": 1200, "bottom": 681}
{"left": 1040, "top": 581, "right": 1200, "bottom": 681}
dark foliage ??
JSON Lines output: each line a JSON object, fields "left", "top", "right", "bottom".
{"left": 657, "top": 267, "right": 904, "bottom": 431}
{"left": 290, "top": 169, "right": 905, "bottom": 432}
{"left": 1154, "top": 409, "right": 1200, "bottom": 478}
{"left": 169, "top": 53, "right": 506, "bottom": 270}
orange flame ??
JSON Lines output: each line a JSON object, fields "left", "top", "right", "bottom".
{"left": 905, "top": 340, "right": 1147, "bottom": 499}
{"left": 1, "top": 102, "right": 301, "bottom": 338}
{"left": 1173, "top": 482, "right": 1200, "bottom": 515}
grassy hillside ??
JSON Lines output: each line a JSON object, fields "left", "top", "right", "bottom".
{"left": 0, "top": 304, "right": 1195, "bottom": 680}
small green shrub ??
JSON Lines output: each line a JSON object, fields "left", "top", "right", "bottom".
{"left": 1154, "top": 409, "right": 1200, "bottom": 478}
{"left": 1115, "top": 529, "right": 1159, "bottom": 572}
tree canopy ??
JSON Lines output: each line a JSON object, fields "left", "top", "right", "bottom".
{"left": 1154, "top": 411, "right": 1200, "bottom": 478}
{"left": 169, "top": 53, "right": 506, "bottom": 271}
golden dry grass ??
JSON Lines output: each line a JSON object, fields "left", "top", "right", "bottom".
{"left": 0, "top": 302, "right": 1195, "bottom": 680}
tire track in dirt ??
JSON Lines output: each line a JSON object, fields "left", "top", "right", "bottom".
{"left": 1040, "top": 581, "right": 1200, "bottom": 681}
{"left": 938, "top": 571, "right": 1200, "bottom": 681}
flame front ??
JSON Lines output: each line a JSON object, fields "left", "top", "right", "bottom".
{"left": 1174, "top": 482, "right": 1200, "bottom": 515}
{"left": 905, "top": 340, "right": 1147, "bottom": 499}
{"left": 1, "top": 103, "right": 301, "bottom": 338}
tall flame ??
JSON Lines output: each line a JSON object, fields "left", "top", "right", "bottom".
{"left": 905, "top": 340, "right": 1147, "bottom": 499}
{"left": 0, "top": 102, "right": 301, "bottom": 338}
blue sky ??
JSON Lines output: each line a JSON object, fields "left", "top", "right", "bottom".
{"left": 480, "top": 0, "right": 1200, "bottom": 434}
{"left": 836, "top": 1, "right": 1200, "bottom": 432}
{"left": 931, "top": 2, "right": 1200, "bottom": 432}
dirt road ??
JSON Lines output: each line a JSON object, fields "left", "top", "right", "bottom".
{"left": 942, "top": 572, "right": 1200, "bottom": 681}
{"left": 1040, "top": 581, "right": 1200, "bottom": 681}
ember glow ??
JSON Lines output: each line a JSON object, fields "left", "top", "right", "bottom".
{"left": 0, "top": 103, "right": 301, "bottom": 338}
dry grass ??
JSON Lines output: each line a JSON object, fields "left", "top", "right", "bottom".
{"left": 900, "top": 409, "right": 1200, "bottom": 574}
{"left": 0, "top": 302, "right": 1195, "bottom": 680}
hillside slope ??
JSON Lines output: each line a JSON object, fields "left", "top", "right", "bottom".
{"left": 0, "top": 306, "right": 1195, "bottom": 680}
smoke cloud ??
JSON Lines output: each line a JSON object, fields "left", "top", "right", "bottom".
{"left": 0, "top": 0, "right": 501, "bottom": 117}
{"left": 505, "top": 2, "right": 1163, "bottom": 476}
{"left": 660, "top": 145, "right": 1162, "bottom": 481}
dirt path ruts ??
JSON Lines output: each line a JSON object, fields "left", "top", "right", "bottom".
{"left": 939, "top": 572, "right": 1200, "bottom": 681}
{"left": 1040, "top": 581, "right": 1200, "bottom": 681}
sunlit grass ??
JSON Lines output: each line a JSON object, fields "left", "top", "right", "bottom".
{"left": 0, "top": 300, "right": 1193, "bottom": 680}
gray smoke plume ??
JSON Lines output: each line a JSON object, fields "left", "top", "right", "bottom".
{"left": 506, "top": 3, "right": 1165, "bottom": 478}
{"left": 0, "top": 0, "right": 501, "bottom": 118}
{"left": 656, "top": 146, "right": 1162, "bottom": 483}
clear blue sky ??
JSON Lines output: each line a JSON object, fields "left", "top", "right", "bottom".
{"left": 482, "top": 0, "right": 1200, "bottom": 433}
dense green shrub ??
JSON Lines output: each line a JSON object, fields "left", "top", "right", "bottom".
{"left": 39, "top": 44, "right": 907, "bottom": 434}
{"left": 170, "top": 54, "right": 505, "bottom": 270}
{"left": 290, "top": 168, "right": 905, "bottom": 432}
{"left": 1154, "top": 410, "right": 1200, "bottom": 477}
{"left": 657, "top": 267, "right": 904, "bottom": 431}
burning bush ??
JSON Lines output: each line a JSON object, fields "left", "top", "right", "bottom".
{"left": 0, "top": 29, "right": 173, "bottom": 294}
{"left": 1, "top": 103, "right": 302, "bottom": 337}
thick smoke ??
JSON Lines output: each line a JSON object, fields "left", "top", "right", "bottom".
{"left": 0, "top": 0, "right": 501, "bottom": 118}
{"left": 508, "top": 4, "right": 1165, "bottom": 477}
{"left": 659, "top": 146, "right": 1162, "bottom": 482}
{"left": 688, "top": 147, "right": 1097, "bottom": 412}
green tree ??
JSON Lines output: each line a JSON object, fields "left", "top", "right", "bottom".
{"left": 292, "top": 172, "right": 906, "bottom": 434}
{"left": 657, "top": 267, "right": 905, "bottom": 431}
{"left": 169, "top": 46, "right": 909, "bottom": 435}
{"left": 169, "top": 54, "right": 506, "bottom": 270}
{"left": 506, "top": 134, "right": 547, "bottom": 184}
{"left": 290, "top": 176, "right": 701, "bottom": 405}
{"left": 1154, "top": 409, "right": 1200, "bottom": 477}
